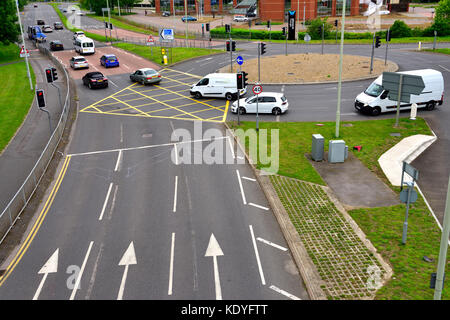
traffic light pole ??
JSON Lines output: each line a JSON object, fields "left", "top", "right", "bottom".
{"left": 258, "top": 43, "right": 261, "bottom": 82}
{"left": 50, "top": 83, "right": 63, "bottom": 112}
{"left": 385, "top": 28, "right": 390, "bottom": 66}
{"left": 15, "top": 0, "right": 33, "bottom": 91}
{"left": 321, "top": 23, "right": 324, "bottom": 55}
{"left": 370, "top": 33, "right": 375, "bottom": 74}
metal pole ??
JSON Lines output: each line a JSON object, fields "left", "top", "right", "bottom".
{"left": 285, "top": 31, "right": 288, "bottom": 56}
{"left": 117, "top": 0, "right": 121, "bottom": 16}
{"left": 39, "top": 108, "right": 52, "bottom": 136}
{"left": 370, "top": 32, "right": 375, "bottom": 74}
{"left": 335, "top": 0, "right": 346, "bottom": 138}
{"left": 303, "top": 1, "right": 306, "bottom": 28}
{"left": 385, "top": 28, "right": 389, "bottom": 66}
{"left": 433, "top": 175, "right": 450, "bottom": 300}
{"left": 433, "top": 30, "right": 437, "bottom": 50}
{"left": 394, "top": 74, "right": 403, "bottom": 128}
{"left": 321, "top": 23, "right": 324, "bottom": 55}
{"left": 269, "top": 22, "right": 271, "bottom": 42}
{"left": 107, "top": 0, "right": 112, "bottom": 43}
{"left": 256, "top": 90, "right": 259, "bottom": 132}
{"left": 15, "top": 0, "right": 33, "bottom": 90}
{"left": 185, "top": 0, "right": 188, "bottom": 47}
{"left": 173, "top": 0, "right": 176, "bottom": 28}
{"left": 51, "top": 83, "right": 63, "bottom": 112}
{"left": 103, "top": 10, "right": 108, "bottom": 42}
{"left": 402, "top": 182, "right": 413, "bottom": 245}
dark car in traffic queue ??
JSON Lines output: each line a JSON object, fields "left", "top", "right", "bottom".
{"left": 50, "top": 40, "right": 64, "bottom": 51}
{"left": 82, "top": 72, "right": 108, "bottom": 89}
{"left": 54, "top": 22, "right": 64, "bottom": 30}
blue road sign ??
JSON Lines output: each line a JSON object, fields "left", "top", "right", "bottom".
{"left": 236, "top": 56, "right": 244, "bottom": 66}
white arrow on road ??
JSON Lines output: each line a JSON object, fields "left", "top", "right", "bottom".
{"left": 117, "top": 242, "right": 137, "bottom": 300}
{"left": 205, "top": 234, "right": 224, "bottom": 300}
{"left": 33, "top": 249, "right": 59, "bottom": 300}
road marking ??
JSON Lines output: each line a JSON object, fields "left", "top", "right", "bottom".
{"left": 256, "top": 237, "right": 288, "bottom": 251}
{"left": 168, "top": 232, "right": 175, "bottom": 295}
{"left": 438, "top": 65, "right": 450, "bottom": 72}
{"left": 108, "top": 185, "right": 119, "bottom": 220}
{"left": 33, "top": 249, "right": 59, "bottom": 300}
{"left": 248, "top": 202, "right": 269, "bottom": 211}
{"left": 227, "top": 136, "right": 235, "bottom": 159}
{"left": 0, "top": 156, "right": 71, "bottom": 287}
{"left": 122, "top": 63, "right": 131, "bottom": 70}
{"left": 70, "top": 241, "right": 94, "bottom": 300}
{"left": 108, "top": 79, "right": 119, "bottom": 88}
{"left": 276, "top": 115, "right": 280, "bottom": 122}
{"left": 173, "top": 144, "right": 179, "bottom": 165}
{"left": 236, "top": 169, "right": 247, "bottom": 205}
{"left": 114, "top": 150, "right": 123, "bottom": 172}
{"left": 120, "top": 123, "right": 124, "bottom": 144}
{"left": 249, "top": 225, "right": 266, "bottom": 285}
{"left": 173, "top": 176, "right": 178, "bottom": 213}
{"left": 242, "top": 176, "right": 256, "bottom": 182}
{"left": 117, "top": 242, "right": 137, "bottom": 300}
{"left": 99, "top": 183, "right": 114, "bottom": 221}
{"left": 85, "top": 242, "right": 105, "bottom": 300}
{"left": 205, "top": 233, "right": 224, "bottom": 300}
{"left": 269, "top": 285, "right": 301, "bottom": 300}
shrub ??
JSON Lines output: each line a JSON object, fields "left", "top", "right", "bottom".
{"left": 306, "top": 18, "right": 332, "bottom": 40}
{"left": 390, "top": 20, "right": 412, "bottom": 38}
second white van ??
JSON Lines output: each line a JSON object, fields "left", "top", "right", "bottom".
{"left": 190, "top": 73, "right": 247, "bottom": 101}
{"left": 74, "top": 37, "right": 95, "bottom": 55}
{"left": 355, "top": 69, "right": 444, "bottom": 116}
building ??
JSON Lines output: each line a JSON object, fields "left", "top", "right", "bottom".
{"left": 154, "top": 0, "right": 361, "bottom": 20}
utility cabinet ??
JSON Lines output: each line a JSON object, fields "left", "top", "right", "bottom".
{"left": 328, "top": 140, "right": 348, "bottom": 163}
{"left": 311, "top": 134, "right": 324, "bottom": 161}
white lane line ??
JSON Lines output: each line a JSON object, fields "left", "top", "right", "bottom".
{"left": 269, "top": 285, "right": 301, "bottom": 300}
{"left": 99, "top": 183, "right": 114, "bottom": 221}
{"left": 242, "top": 176, "right": 256, "bottom": 182}
{"left": 173, "top": 176, "right": 178, "bottom": 213}
{"left": 227, "top": 136, "right": 235, "bottom": 159}
{"left": 108, "top": 185, "right": 119, "bottom": 220}
{"left": 173, "top": 144, "right": 179, "bottom": 165}
{"left": 120, "top": 123, "right": 124, "bottom": 144}
{"left": 69, "top": 241, "right": 94, "bottom": 300}
{"left": 122, "top": 63, "right": 131, "bottom": 70}
{"left": 248, "top": 202, "right": 269, "bottom": 211}
{"left": 256, "top": 237, "right": 288, "bottom": 251}
{"left": 85, "top": 242, "right": 105, "bottom": 300}
{"left": 114, "top": 150, "right": 123, "bottom": 172}
{"left": 236, "top": 170, "right": 247, "bottom": 205}
{"left": 249, "top": 225, "right": 265, "bottom": 285}
{"left": 168, "top": 232, "right": 175, "bottom": 295}
{"left": 439, "top": 65, "right": 450, "bottom": 72}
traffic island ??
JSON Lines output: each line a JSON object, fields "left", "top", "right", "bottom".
{"left": 218, "top": 53, "right": 398, "bottom": 84}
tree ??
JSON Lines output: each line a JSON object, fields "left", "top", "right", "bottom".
{"left": 432, "top": 0, "right": 450, "bottom": 35}
{"left": 306, "top": 18, "right": 332, "bottom": 40}
{"left": 0, "top": 0, "right": 20, "bottom": 45}
{"left": 80, "top": 0, "right": 115, "bottom": 16}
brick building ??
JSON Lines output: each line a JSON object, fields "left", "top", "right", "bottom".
{"left": 154, "top": 0, "right": 360, "bottom": 20}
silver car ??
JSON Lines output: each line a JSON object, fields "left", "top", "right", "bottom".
{"left": 130, "top": 68, "right": 161, "bottom": 85}
{"left": 70, "top": 56, "right": 89, "bottom": 69}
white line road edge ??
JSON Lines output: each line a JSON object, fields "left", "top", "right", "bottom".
{"left": 269, "top": 285, "right": 301, "bottom": 300}
{"left": 249, "top": 225, "right": 266, "bottom": 286}
{"left": 256, "top": 237, "right": 288, "bottom": 251}
{"left": 242, "top": 177, "right": 256, "bottom": 182}
{"left": 168, "top": 232, "right": 175, "bottom": 295}
{"left": 99, "top": 183, "right": 114, "bottom": 221}
{"left": 248, "top": 202, "right": 269, "bottom": 211}
{"left": 69, "top": 241, "right": 94, "bottom": 300}
{"left": 236, "top": 170, "right": 247, "bottom": 205}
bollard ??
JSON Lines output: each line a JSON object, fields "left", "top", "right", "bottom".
{"left": 418, "top": 41, "right": 422, "bottom": 51}
{"left": 410, "top": 103, "right": 417, "bottom": 120}
{"left": 163, "top": 55, "right": 168, "bottom": 65}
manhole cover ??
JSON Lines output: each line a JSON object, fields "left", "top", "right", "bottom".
{"left": 390, "top": 133, "right": 401, "bottom": 137}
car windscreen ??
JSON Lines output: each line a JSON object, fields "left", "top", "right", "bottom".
{"left": 75, "top": 58, "right": 86, "bottom": 62}
{"left": 106, "top": 55, "right": 117, "bottom": 60}
{"left": 364, "top": 82, "right": 384, "bottom": 97}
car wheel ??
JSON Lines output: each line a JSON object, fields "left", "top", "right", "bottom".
{"left": 238, "top": 107, "right": 246, "bottom": 115}
{"left": 371, "top": 106, "right": 381, "bottom": 116}
{"left": 425, "top": 101, "right": 435, "bottom": 111}
{"left": 272, "top": 107, "right": 281, "bottom": 115}
{"left": 88, "top": 82, "right": 92, "bottom": 89}
{"left": 141, "top": 79, "right": 145, "bottom": 85}
{"left": 225, "top": 92, "right": 233, "bottom": 101}
{"left": 194, "top": 92, "right": 202, "bottom": 99}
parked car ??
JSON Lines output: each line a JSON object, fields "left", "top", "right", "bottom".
{"left": 63, "top": 9, "right": 68, "bottom": 13}
{"left": 73, "top": 31, "right": 85, "bottom": 40}
{"left": 54, "top": 22, "right": 64, "bottom": 30}
{"left": 42, "top": 25, "right": 53, "bottom": 33}
{"left": 130, "top": 68, "right": 161, "bottom": 85}
{"left": 34, "top": 4, "right": 38, "bottom": 8}
{"left": 50, "top": 40, "right": 64, "bottom": 51}
{"left": 231, "top": 92, "right": 289, "bottom": 115}
{"left": 162, "top": 11, "right": 171, "bottom": 17}
{"left": 70, "top": 56, "right": 89, "bottom": 69}
{"left": 181, "top": 15, "right": 197, "bottom": 22}
{"left": 37, "top": 19, "right": 45, "bottom": 25}
{"left": 82, "top": 72, "right": 108, "bottom": 89}
{"left": 233, "top": 15, "right": 248, "bottom": 22}
{"left": 100, "top": 54, "right": 119, "bottom": 68}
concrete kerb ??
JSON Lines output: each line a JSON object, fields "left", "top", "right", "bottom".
{"left": 223, "top": 122, "right": 327, "bottom": 300}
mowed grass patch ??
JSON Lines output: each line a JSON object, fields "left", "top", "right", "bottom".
{"left": 113, "top": 42, "right": 223, "bottom": 66}
{"left": 349, "top": 197, "right": 450, "bottom": 300}
{"left": 0, "top": 55, "right": 35, "bottom": 152}
{"left": 0, "top": 43, "right": 23, "bottom": 64}
{"left": 229, "top": 118, "right": 431, "bottom": 185}
{"left": 423, "top": 48, "right": 450, "bottom": 55}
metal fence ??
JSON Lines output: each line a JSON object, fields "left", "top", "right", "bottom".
{"left": 0, "top": 45, "right": 71, "bottom": 245}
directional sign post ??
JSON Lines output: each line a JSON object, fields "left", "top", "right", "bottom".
{"left": 159, "top": 28, "right": 174, "bottom": 42}
{"left": 400, "top": 161, "right": 419, "bottom": 245}
{"left": 147, "top": 35, "right": 155, "bottom": 56}
{"left": 382, "top": 72, "right": 425, "bottom": 127}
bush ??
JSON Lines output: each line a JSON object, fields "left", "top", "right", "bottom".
{"left": 430, "top": 0, "right": 450, "bottom": 36}
{"left": 390, "top": 20, "right": 411, "bottom": 38}
{"left": 306, "top": 18, "right": 332, "bottom": 40}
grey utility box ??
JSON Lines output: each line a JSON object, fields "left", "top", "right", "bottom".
{"left": 311, "top": 134, "right": 324, "bottom": 161}
{"left": 328, "top": 140, "right": 347, "bottom": 163}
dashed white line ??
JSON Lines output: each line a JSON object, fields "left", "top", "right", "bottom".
{"left": 227, "top": 136, "right": 235, "bottom": 159}
{"left": 269, "top": 285, "right": 301, "bottom": 300}
{"left": 114, "top": 150, "right": 123, "bottom": 172}
{"left": 249, "top": 225, "right": 265, "bottom": 285}
{"left": 242, "top": 176, "right": 256, "bottom": 182}
{"left": 99, "top": 183, "right": 114, "bottom": 221}
{"left": 236, "top": 170, "right": 247, "bottom": 205}
{"left": 173, "top": 176, "right": 178, "bottom": 213}
{"left": 249, "top": 202, "right": 269, "bottom": 211}
{"left": 122, "top": 63, "right": 131, "bottom": 70}
{"left": 69, "top": 241, "right": 94, "bottom": 300}
{"left": 168, "top": 232, "right": 175, "bottom": 295}
{"left": 256, "top": 237, "right": 288, "bottom": 251}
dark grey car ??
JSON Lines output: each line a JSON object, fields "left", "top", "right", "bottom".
{"left": 130, "top": 68, "right": 161, "bottom": 85}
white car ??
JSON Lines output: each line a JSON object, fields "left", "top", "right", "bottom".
{"left": 69, "top": 56, "right": 89, "bottom": 69}
{"left": 73, "top": 31, "right": 85, "bottom": 40}
{"left": 231, "top": 92, "right": 288, "bottom": 115}
{"left": 233, "top": 15, "right": 248, "bottom": 22}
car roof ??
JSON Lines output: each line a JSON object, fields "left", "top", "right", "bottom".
{"left": 85, "top": 72, "right": 104, "bottom": 76}
{"left": 253, "top": 92, "right": 284, "bottom": 97}
{"left": 51, "top": 40, "right": 62, "bottom": 43}
{"left": 72, "top": 56, "right": 86, "bottom": 59}
{"left": 103, "top": 54, "right": 117, "bottom": 57}
{"left": 139, "top": 68, "right": 157, "bottom": 72}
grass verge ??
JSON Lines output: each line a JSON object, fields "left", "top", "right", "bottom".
{"left": 0, "top": 44, "right": 36, "bottom": 153}
{"left": 423, "top": 48, "right": 450, "bottom": 55}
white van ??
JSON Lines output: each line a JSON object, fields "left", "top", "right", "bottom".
{"left": 355, "top": 69, "right": 444, "bottom": 116}
{"left": 190, "top": 73, "right": 247, "bottom": 101}
{"left": 74, "top": 37, "right": 95, "bottom": 55}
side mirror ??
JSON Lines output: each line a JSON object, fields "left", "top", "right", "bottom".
{"left": 380, "top": 91, "right": 389, "bottom": 99}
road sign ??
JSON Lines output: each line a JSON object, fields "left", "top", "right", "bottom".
{"left": 102, "top": 7, "right": 110, "bottom": 12}
{"left": 252, "top": 84, "right": 262, "bottom": 95}
{"left": 159, "top": 28, "right": 174, "bottom": 42}
{"left": 382, "top": 72, "right": 426, "bottom": 103}
{"left": 304, "top": 33, "right": 311, "bottom": 42}
{"left": 19, "top": 46, "right": 29, "bottom": 58}
{"left": 146, "top": 35, "right": 155, "bottom": 46}
{"left": 236, "top": 56, "right": 244, "bottom": 66}
{"left": 400, "top": 188, "right": 418, "bottom": 203}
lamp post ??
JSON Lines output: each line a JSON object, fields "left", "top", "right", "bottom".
{"left": 335, "top": 0, "right": 347, "bottom": 138}
{"left": 15, "top": 0, "right": 33, "bottom": 90}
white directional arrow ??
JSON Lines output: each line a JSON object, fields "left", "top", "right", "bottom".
{"left": 205, "top": 234, "right": 224, "bottom": 300}
{"left": 117, "top": 242, "right": 137, "bottom": 300}
{"left": 33, "top": 249, "right": 59, "bottom": 300}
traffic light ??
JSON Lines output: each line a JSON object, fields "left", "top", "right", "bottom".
{"left": 36, "top": 89, "right": 45, "bottom": 108}
{"left": 51, "top": 67, "right": 58, "bottom": 81}
{"left": 45, "top": 68, "right": 53, "bottom": 83}
{"left": 231, "top": 41, "right": 236, "bottom": 51}
{"left": 375, "top": 36, "right": 381, "bottom": 48}
{"left": 225, "top": 24, "right": 231, "bottom": 33}
{"left": 334, "top": 19, "right": 338, "bottom": 27}
{"left": 242, "top": 71, "right": 249, "bottom": 87}
{"left": 226, "top": 41, "right": 230, "bottom": 51}
{"left": 386, "top": 29, "right": 391, "bottom": 42}
{"left": 318, "top": 25, "right": 322, "bottom": 34}
{"left": 237, "top": 72, "right": 243, "bottom": 90}
{"left": 105, "top": 21, "right": 108, "bottom": 29}
{"left": 260, "top": 42, "right": 266, "bottom": 55}
{"left": 206, "top": 23, "right": 210, "bottom": 32}
{"left": 267, "top": 20, "right": 271, "bottom": 29}
{"left": 282, "top": 27, "right": 286, "bottom": 36}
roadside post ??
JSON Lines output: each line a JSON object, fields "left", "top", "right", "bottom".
{"left": 36, "top": 89, "right": 52, "bottom": 136}
{"left": 106, "top": 0, "right": 112, "bottom": 42}
{"left": 159, "top": 28, "right": 174, "bottom": 63}
{"left": 410, "top": 103, "right": 417, "bottom": 120}
{"left": 382, "top": 72, "right": 425, "bottom": 127}
{"left": 385, "top": 28, "right": 391, "bottom": 66}
{"left": 15, "top": 0, "right": 33, "bottom": 90}
{"left": 335, "top": 0, "right": 346, "bottom": 138}
{"left": 370, "top": 33, "right": 375, "bottom": 74}
{"left": 102, "top": 8, "right": 109, "bottom": 42}
{"left": 433, "top": 30, "right": 437, "bottom": 51}
{"left": 253, "top": 84, "right": 262, "bottom": 132}
{"left": 321, "top": 23, "right": 324, "bottom": 55}
{"left": 433, "top": 175, "right": 450, "bottom": 300}
{"left": 335, "top": 19, "right": 338, "bottom": 44}
{"left": 146, "top": 35, "right": 155, "bottom": 57}
{"left": 399, "top": 162, "right": 419, "bottom": 245}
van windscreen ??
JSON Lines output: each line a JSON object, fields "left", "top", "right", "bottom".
{"left": 364, "top": 82, "right": 384, "bottom": 97}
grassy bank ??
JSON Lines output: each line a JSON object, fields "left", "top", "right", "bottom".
{"left": 423, "top": 48, "right": 450, "bottom": 55}
{"left": 0, "top": 44, "right": 36, "bottom": 153}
